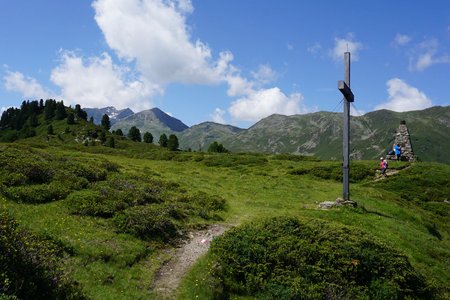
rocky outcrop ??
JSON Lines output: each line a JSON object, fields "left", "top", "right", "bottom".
{"left": 387, "top": 121, "right": 416, "bottom": 161}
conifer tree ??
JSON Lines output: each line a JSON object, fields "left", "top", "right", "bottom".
{"left": 115, "top": 129, "right": 123, "bottom": 136}
{"left": 127, "top": 126, "right": 141, "bottom": 142}
{"left": 28, "top": 113, "right": 39, "bottom": 127}
{"left": 167, "top": 134, "right": 179, "bottom": 151}
{"left": 101, "top": 114, "right": 111, "bottom": 130}
{"left": 55, "top": 101, "right": 67, "bottom": 120}
{"left": 159, "top": 134, "right": 168, "bottom": 147}
{"left": 107, "top": 136, "right": 115, "bottom": 148}
{"left": 143, "top": 132, "right": 153, "bottom": 143}
{"left": 44, "top": 99, "right": 56, "bottom": 120}
{"left": 47, "top": 124, "right": 54, "bottom": 135}
{"left": 67, "top": 113, "right": 75, "bottom": 125}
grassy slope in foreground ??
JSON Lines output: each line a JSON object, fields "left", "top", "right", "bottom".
{"left": 177, "top": 158, "right": 449, "bottom": 299}
{"left": 0, "top": 141, "right": 449, "bottom": 299}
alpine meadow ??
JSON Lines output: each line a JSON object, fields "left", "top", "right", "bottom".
{"left": 0, "top": 100, "right": 449, "bottom": 299}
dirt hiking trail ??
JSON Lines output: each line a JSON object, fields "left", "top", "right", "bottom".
{"left": 374, "top": 166, "right": 410, "bottom": 182}
{"left": 152, "top": 224, "right": 229, "bottom": 299}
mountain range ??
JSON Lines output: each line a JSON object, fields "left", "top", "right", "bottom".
{"left": 84, "top": 106, "right": 134, "bottom": 125}
{"left": 85, "top": 105, "right": 450, "bottom": 164}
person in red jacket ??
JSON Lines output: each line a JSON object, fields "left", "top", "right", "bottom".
{"left": 380, "top": 157, "right": 387, "bottom": 177}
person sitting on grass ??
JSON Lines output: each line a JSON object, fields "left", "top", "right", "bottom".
{"left": 394, "top": 143, "right": 402, "bottom": 161}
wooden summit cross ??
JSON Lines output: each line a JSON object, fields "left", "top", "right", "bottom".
{"left": 338, "top": 52, "right": 354, "bottom": 201}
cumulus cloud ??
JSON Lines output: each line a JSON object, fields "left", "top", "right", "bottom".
{"left": 211, "top": 108, "right": 226, "bottom": 124}
{"left": 4, "top": 70, "right": 55, "bottom": 99}
{"left": 228, "top": 87, "right": 305, "bottom": 122}
{"left": 92, "top": 0, "right": 221, "bottom": 85}
{"left": 331, "top": 34, "right": 363, "bottom": 61}
{"left": 4, "top": 0, "right": 311, "bottom": 124}
{"left": 394, "top": 33, "right": 411, "bottom": 46}
{"left": 251, "top": 64, "right": 277, "bottom": 86}
{"left": 409, "top": 38, "right": 449, "bottom": 71}
{"left": 224, "top": 72, "right": 254, "bottom": 97}
{"left": 50, "top": 51, "right": 158, "bottom": 111}
{"left": 375, "top": 78, "right": 432, "bottom": 112}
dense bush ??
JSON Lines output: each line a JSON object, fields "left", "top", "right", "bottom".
{"left": 65, "top": 189, "right": 125, "bottom": 217}
{"left": 0, "top": 209, "right": 85, "bottom": 299}
{"left": 0, "top": 152, "right": 54, "bottom": 186}
{"left": 207, "top": 141, "right": 228, "bottom": 153}
{"left": 3, "top": 182, "right": 71, "bottom": 204}
{"left": 64, "top": 163, "right": 108, "bottom": 182}
{"left": 178, "top": 192, "right": 226, "bottom": 220}
{"left": 65, "top": 175, "right": 179, "bottom": 217}
{"left": 0, "top": 145, "right": 118, "bottom": 204}
{"left": 210, "top": 216, "right": 434, "bottom": 299}
{"left": 67, "top": 175, "right": 227, "bottom": 242}
{"left": 113, "top": 203, "right": 184, "bottom": 242}
{"left": 289, "top": 162, "right": 374, "bottom": 183}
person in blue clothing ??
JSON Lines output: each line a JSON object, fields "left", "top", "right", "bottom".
{"left": 393, "top": 143, "right": 401, "bottom": 161}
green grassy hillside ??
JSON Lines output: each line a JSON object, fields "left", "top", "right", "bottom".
{"left": 1, "top": 103, "right": 449, "bottom": 299}
{"left": 220, "top": 106, "right": 450, "bottom": 164}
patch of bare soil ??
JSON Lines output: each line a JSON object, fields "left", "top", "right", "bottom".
{"left": 152, "top": 224, "right": 229, "bottom": 299}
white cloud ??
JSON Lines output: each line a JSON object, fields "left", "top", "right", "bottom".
{"left": 175, "top": 0, "right": 193, "bottom": 14}
{"left": 228, "top": 87, "right": 305, "bottom": 122}
{"left": 287, "top": 43, "right": 294, "bottom": 51}
{"left": 331, "top": 33, "right": 363, "bottom": 62}
{"left": 4, "top": 70, "right": 55, "bottom": 99}
{"left": 251, "top": 64, "right": 277, "bottom": 86}
{"left": 409, "top": 38, "right": 449, "bottom": 71}
{"left": 50, "top": 51, "right": 158, "bottom": 111}
{"left": 92, "top": 0, "right": 221, "bottom": 85}
{"left": 375, "top": 78, "right": 432, "bottom": 112}
{"left": 307, "top": 42, "right": 322, "bottom": 55}
{"left": 211, "top": 108, "right": 226, "bottom": 124}
{"left": 224, "top": 73, "right": 254, "bottom": 97}
{"left": 394, "top": 33, "right": 411, "bottom": 46}
{"left": 1, "top": 107, "right": 7, "bottom": 115}
{"left": 3, "top": 0, "right": 314, "bottom": 124}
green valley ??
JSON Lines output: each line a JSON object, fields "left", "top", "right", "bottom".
{"left": 0, "top": 101, "right": 449, "bottom": 299}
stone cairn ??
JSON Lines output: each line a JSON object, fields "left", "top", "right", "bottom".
{"left": 386, "top": 120, "right": 416, "bottom": 161}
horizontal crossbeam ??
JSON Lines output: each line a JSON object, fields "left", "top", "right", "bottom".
{"left": 338, "top": 80, "right": 354, "bottom": 102}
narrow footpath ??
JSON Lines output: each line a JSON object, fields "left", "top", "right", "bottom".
{"left": 152, "top": 224, "right": 229, "bottom": 299}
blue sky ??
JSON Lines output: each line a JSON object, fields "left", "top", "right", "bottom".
{"left": 1, "top": 0, "right": 449, "bottom": 128}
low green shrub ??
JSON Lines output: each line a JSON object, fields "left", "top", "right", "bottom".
{"left": 65, "top": 174, "right": 188, "bottom": 218}
{"left": 372, "top": 163, "right": 450, "bottom": 203}
{"left": 210, "top": 216, "right": 435, "bottom": 299}
{"left": 203, "top": 153, "right": 268, "bottom": 168}
{"left": 0, "top": 209, "right": 85, "bottom": 299}
{"left": 272, "top": 153, "right": 320, "bottom": 162}
{"left": 4, "top": 182, "right": 71, "bottom": 204}
{"left": 178, "top": 192, "right": 226, "bottom": 220}
{"left": 65, "top": 189, "right": 126, "bottom": 218}
{"left": 113, "top": 203, "right": 183, "bottom": 242}
{"left": 0, "top": 145, "right": 117, "bottom": 204}
{"left": 289, "top": 162, "right": 374, "bottom": 183}
{"left": 64, "top": 163, "right": 108, "bottom": 182}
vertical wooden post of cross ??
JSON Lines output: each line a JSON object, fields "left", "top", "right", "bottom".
{"left": 338, "top": 52, "right": 354, "bottom": 201}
